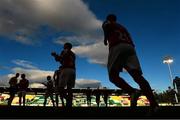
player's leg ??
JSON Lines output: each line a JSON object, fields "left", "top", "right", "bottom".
{"left": 50, "top": 94, "right": 55, "bottom": 107}
{"left": 109, "top": 69, "right": 135, "bottom": 95}
{"left": 128, "top": 70, "right": 158, "bottom": 107}
{"left": 43, "top": 93, "right": 48, "bottom": 106}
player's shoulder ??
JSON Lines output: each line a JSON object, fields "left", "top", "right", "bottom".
{"left": 103, "top": 20, "right": 110, "bottom": 25}
{"left": 116, "top": 23, "right": 125, "bottom": 28}
{"left": 70, "top": 50, "right": 76, "bottom": 56}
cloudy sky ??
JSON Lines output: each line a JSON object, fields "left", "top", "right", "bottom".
{"left": 0, "top": 0, "right": 180, "bottom": 91}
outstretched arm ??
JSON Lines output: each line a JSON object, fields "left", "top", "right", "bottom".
{"left": 103, "top": 28, "right": 108, "bottom": 46}
{"left": 51, "top": 52, "right": 63, "bottom": 63}
{"left": 102, "top": 21, "right": 109, "bottom": 46}
{"left": 104, "top": 36, "right": 108, "bottom": 46}
{"left": 53, "top": 71, "right": 56, "bottom": 81}
{"left": 41, "top": 82, "right": 47, "bottom": 86}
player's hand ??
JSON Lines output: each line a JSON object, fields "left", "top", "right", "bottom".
{"left": 51, "top": 52, "right": 56, "bottom": 56}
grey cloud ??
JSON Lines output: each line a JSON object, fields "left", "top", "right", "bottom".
{"left": 0, "top": 0, "right": 106, "bottom": 68}
{"left": 11, "top": 67, "right": 54, "bottom": 83}
{"left": 0, "top": 67, "right": 53, "bottom": 86}
{"left": 12, "top": 59, "right": 38, "bottom": 69}
{"left": 75, "top": 79, "right": 101, "bottom": 88}
{"left": 0, "top": 0, "right": 102, "bottom": 45}
{"left": 54, "top": 34, "right": 103, "bottom": 46}
{"left": 0, "top": 75, "right": 10, "bottom": 87}
{"left": 72, "top": 42, "right": 108, "bottom": 65}
{"left": 29, "top": 83, "right": 45, "bottom": 88}
{"left": 0, "top": 67, "right": 103, "bottom": 88}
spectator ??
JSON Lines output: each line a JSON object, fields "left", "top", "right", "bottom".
{"left": 18, "top": 74, "right": 29, "bottom": 106}
{"left": 8, "top": 73, "right": 19, "bottom": 106}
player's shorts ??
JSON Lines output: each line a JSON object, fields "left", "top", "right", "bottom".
{"left": 58, "top": 68, "right": 76, "bottom": 88}
{"left": 108, "top": 43, "right": 142, "bottom": 74}
{"left": 54, "top": 86, "right": 59, "bottom": 94}
{"left": 9, "top": 86, "right": 18, "bottom": 95}
{"left": 18, "top": 90, "right": 26, "bottom": 97}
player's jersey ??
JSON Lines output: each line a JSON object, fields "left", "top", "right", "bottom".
{"left": 60, "top": 50, "right": 76, "bottom": 69}
{"left": 103, "top": 22, "right": 135, "bottom": 48}
{"left": 18, "top": 79, "right": 29, "bottom": 91}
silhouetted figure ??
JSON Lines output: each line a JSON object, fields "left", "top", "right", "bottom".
{"left": 95, "top": 87, "right": 101, "bottom": 107}
{"left": 173, "top": 76, "right": 180, "bottom": 94}
{"left": 18, "top": 74, "right": 29, "bottom": 106}
{"left": 8, "top": 73, "right": 19, "bottom": 106}
{"left": 86, "top": 87, "right": 92, "bottom": 107}
{"left": 102, "top": 14, "right": 158, "bottom": 109}
{"left": 53, "top": 66, "right": 65, "bottom": 107}
{"left": 51, "top": 42, "right": 76, "bottom": 107}
{"left": 43, "top": 76, "right": 55, "bottom": 107}
{"left": 102, "top": 87, "right": 109, "bottom": 107}
{"left": 166, "top": 86, "right": 176, "bottom": 105}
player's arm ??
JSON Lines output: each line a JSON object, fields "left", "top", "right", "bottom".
{"left": 102, "top": 21, "right": 109, "bottom": 46}
{"left": 27, "top": 80, "right": 29, "bottom": 88}
{"left": 122, "top": 26, "right": 135, "bottom": 47}
{"left": 53, "top": 71, "right": 56, "bottom": 81}
{"left": 41, "top": 82, "right": 47, "bottom": 86}
{"left": 9, "top": 79, "right": 12, "bottom": 85}
{"left": 103, "top": 30, "right": 108, "bottom": 46}
{"left": 51, "top": 52, "right": 63, "bottom": 63}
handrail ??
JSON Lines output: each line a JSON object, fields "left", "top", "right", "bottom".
{"left": 0, "top": 87, "right": 127, "bottom": 95}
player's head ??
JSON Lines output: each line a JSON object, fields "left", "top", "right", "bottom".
{"left": 21, "top": 74, "right": 26, "bottom": 79}
{"left": 106, "top": 14, "right": 117, "bottom": 22}
{"left": 64, "top": 42, "right": 72, "bottom": 50}
{"left": 15, "top": 73, "right": 20, "bottom": 77}
{"left": 175, "top": 76, "right": 179, "bottom": 79}
{"left": 47, "top": 76, "right": 51, "bottom": 81}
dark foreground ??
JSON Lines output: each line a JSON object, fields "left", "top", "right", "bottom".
{"left": 0, "top": 106, "right": 180, "bottom": 119}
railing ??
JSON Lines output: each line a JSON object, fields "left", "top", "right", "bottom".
{"left": 0, "top": 87, "right": 126, "bottom": 95}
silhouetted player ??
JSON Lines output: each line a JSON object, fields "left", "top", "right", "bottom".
{"left": 102, "top": 14, "right": 158, "bottom": 109}
{"left": 102, "top": 87, "right": 109, "bottom": 107}
{"left": 167, "top": 86, "right": 176, "bottom": 105}
{"left": 18, "top": 74, "right": 29, "bottom": 106}
{"left": 95, "top": 87, "right": 101, "bottom": 107}
{"left": 8, "top": 73, "right": 19, "bottom": 106}
{"left": 52, "top": 42, "right": 76, "bottom": 107}
{"left": 43, "top": 76, "right": 55, "bottom": 107}
{"left": 173, "top": 76, "right": 180, "bottom": 94}
{"left": 53, "top": 66, "right": 65, "bottom": 107}
{"left": 86, "top": 87, "right": 92, "bottom": 107}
